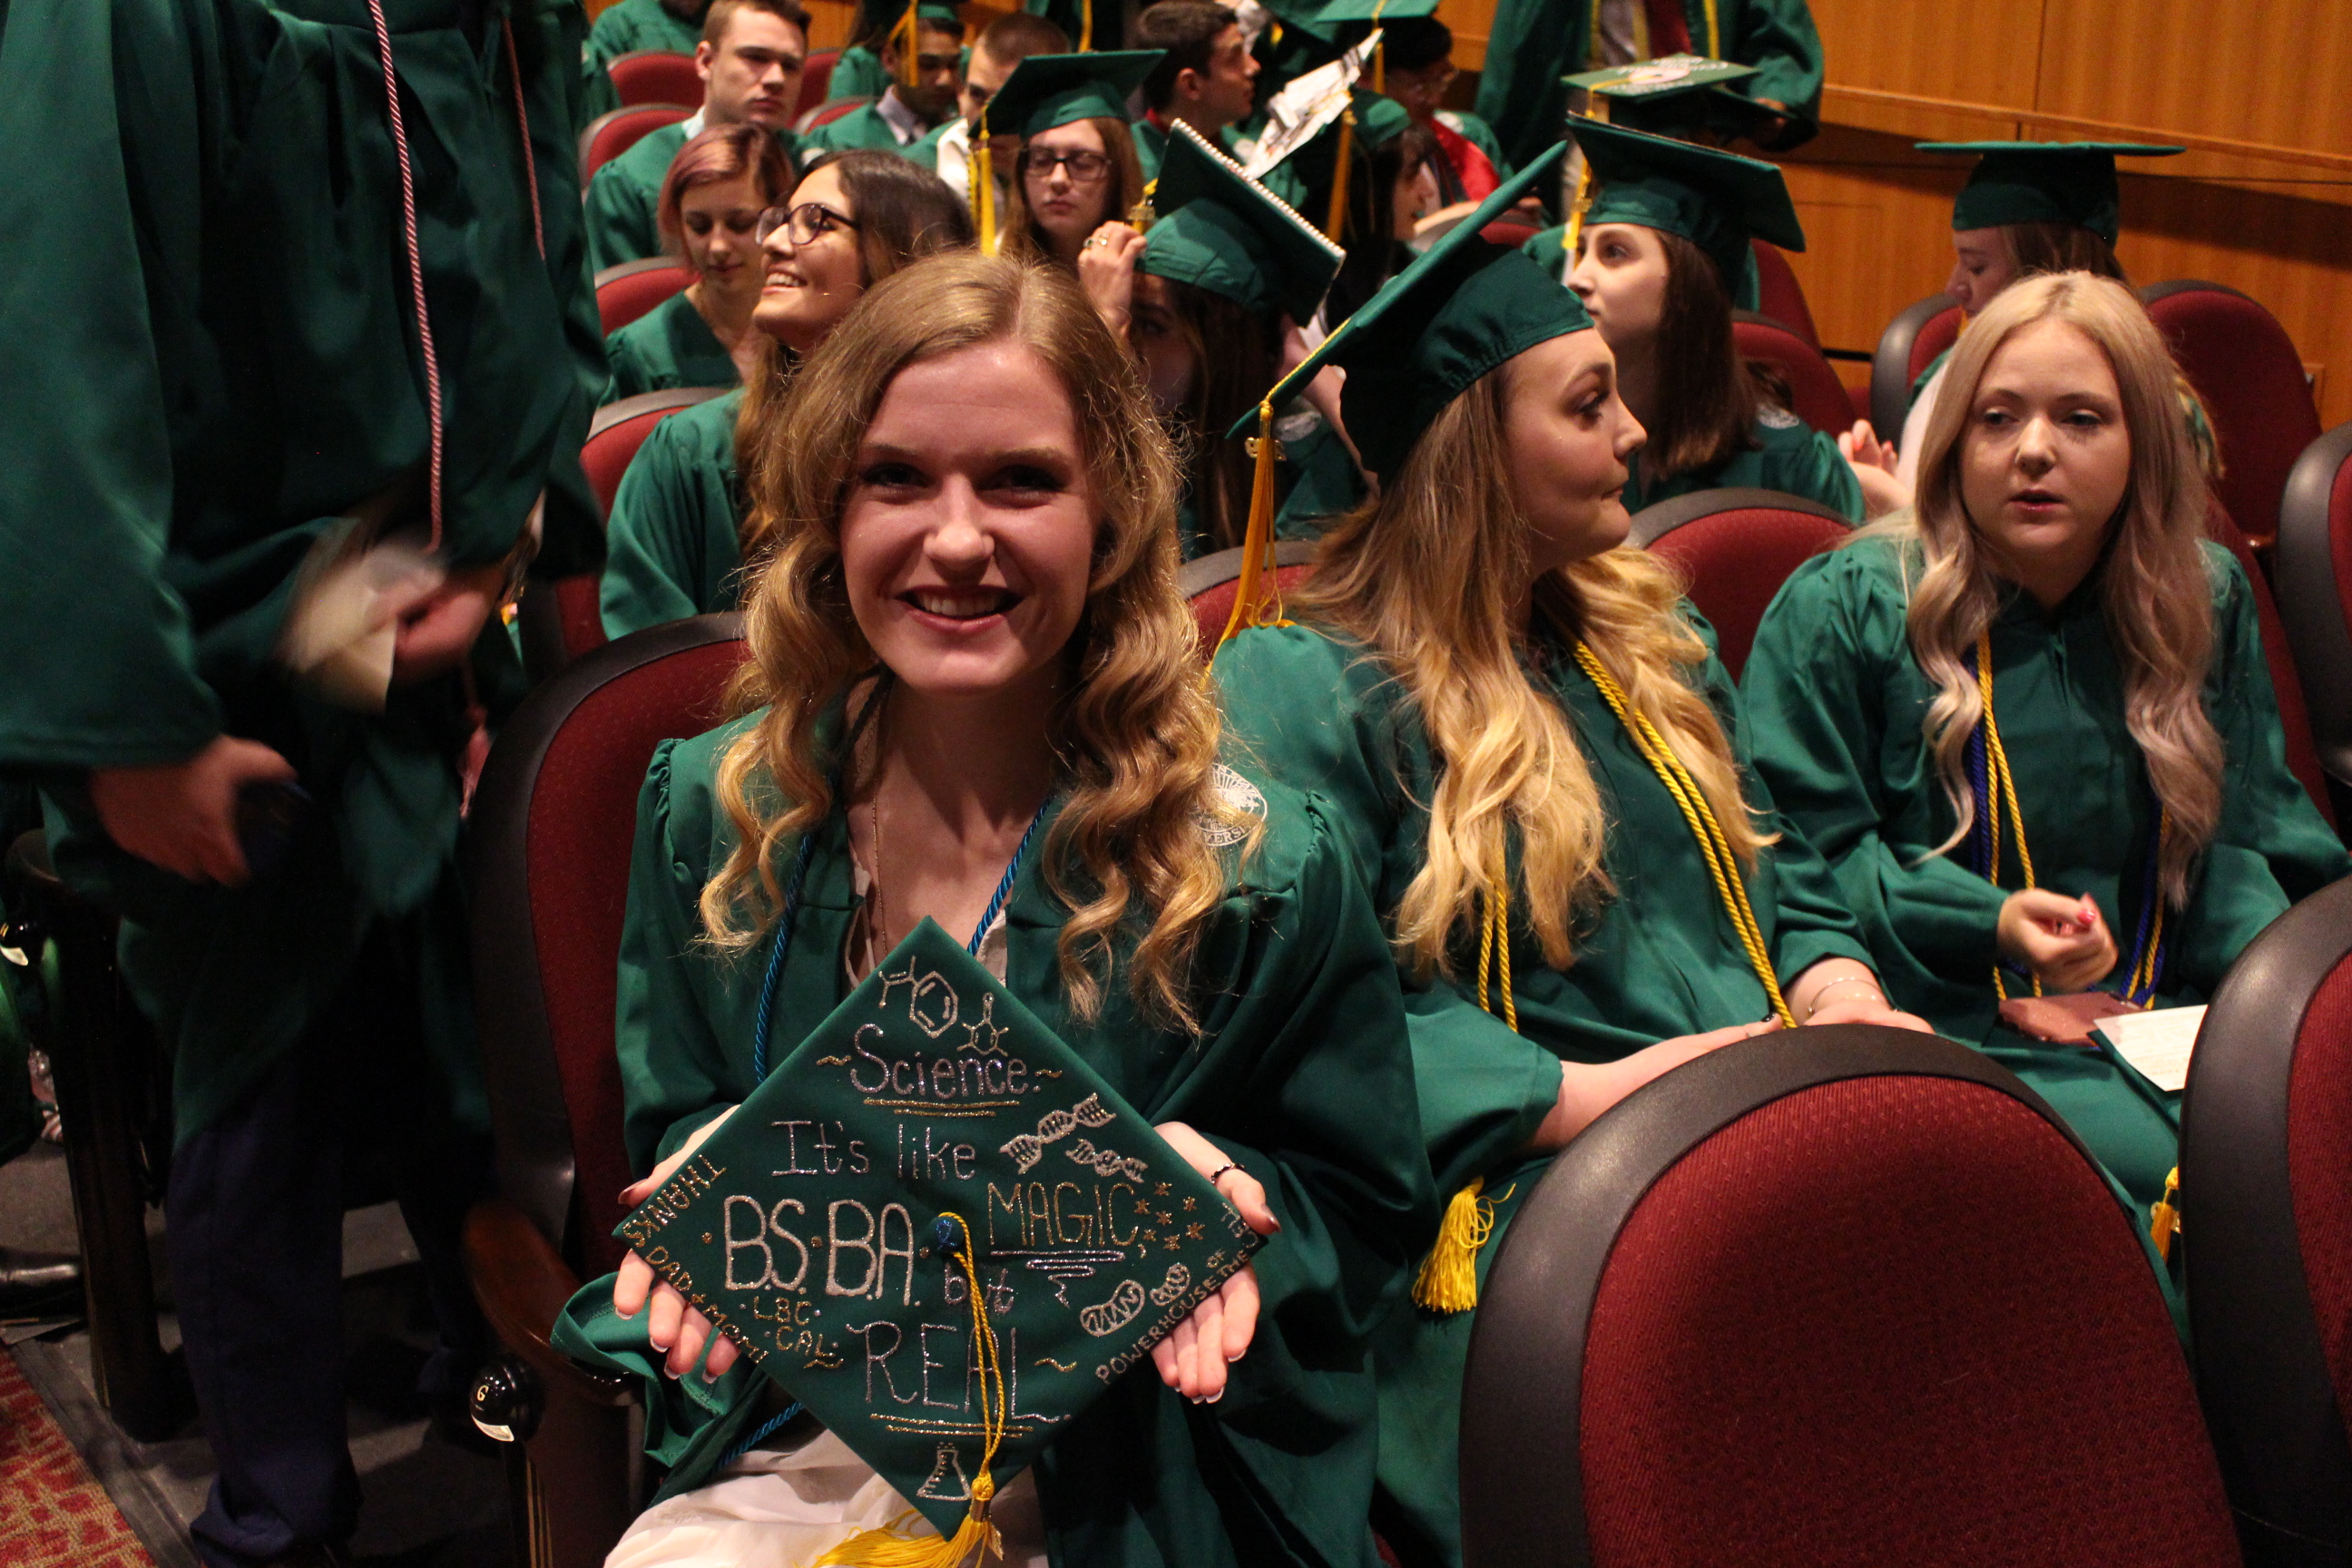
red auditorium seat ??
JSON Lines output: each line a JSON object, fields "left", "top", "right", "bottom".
{"left": 604, "top": 49, "right": 702, "bottom": 109}
{"left": 799, "top": 47, "right": 838, "bottom": 111}
{"left": 2181, "top": 874, "right": 2352, "bottom": 1563}
{"left": 2207, "top": 505, "right": 2337, "bottom": 832}
{"left": 1868, "top": 293, "right": 1965, "bottom": 446}
{"left": 462, "top": 615, "right": 750, "bottom": 1568}
{"left": 2277, "top": 420, "right": 2352, "bottom": 830}
{"left": 1459, "top": 1025, "right": 2241, "bottom": 1568}
{"left": 583, "top": 387, "right": 729, "bottom": 523}
{"left": 1749, "top": 239, "right": 1818, "bottom": 350}
{"left": 1732, "top": 311, "right": 1852, "bottom": 437}
{"left": 576, "top": 103, "right": 693, "bottom": 184}
{"left": 794, "top": 95, "right": 875, "bottom": 134}
{"left": 1181, "top": 540, "right": 1318, "bottom": 661}
{"left": 594, "top": 258, "right": 694, "bottom": 336}
{"left": 1630, "top": 488, "right": 1851, "bottom": 680}
{"left": 2143, "top": 279, "right": 2321, "bottom": 552}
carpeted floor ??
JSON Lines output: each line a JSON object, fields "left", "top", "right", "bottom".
{"left": 0, "top": 1345, "right": 155, "bottom": 1568}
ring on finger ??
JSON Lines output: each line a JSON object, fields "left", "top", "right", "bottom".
{"left": 1205, "top": 1161, "right": 1240, "bottom": 1186}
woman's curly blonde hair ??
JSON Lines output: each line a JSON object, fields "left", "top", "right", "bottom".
{"left": 701, "top": 252, "right": 1240, "bottom": 1025}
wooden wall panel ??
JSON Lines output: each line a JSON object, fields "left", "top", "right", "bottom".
{"left": 1807, "top": 0, "right": 2047, "bottom": 107}
{"left": 2034, "top": 0, "right": 2352, "bottom": 159}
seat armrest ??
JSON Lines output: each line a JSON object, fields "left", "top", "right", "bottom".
{"left": 465, "top": 1196, "right": 634, "bottom": 1407}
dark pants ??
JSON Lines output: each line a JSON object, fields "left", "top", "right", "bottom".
{"left": 166, "top": 922, "right": 488, "bottom": 1567}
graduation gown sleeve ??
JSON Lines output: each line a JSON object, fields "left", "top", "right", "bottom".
{"left": 599, "top": 390, "right": 748, "bottom": 635}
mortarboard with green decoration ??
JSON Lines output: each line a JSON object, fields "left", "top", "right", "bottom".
{"left": 1144, "top": 121, "right": 1348, "bottom": 323}
{"left": 1570, "top": 113, "right": 1805, "bottom": 290}
{"left": 615, "top": 918, "right": 1262, "bottom": 1565}
{"left": 1562, "top": 54, "right": 1787, "bottom": 142}
{"left": 1918, "top": 141, "right": 2183, "bottom": 245}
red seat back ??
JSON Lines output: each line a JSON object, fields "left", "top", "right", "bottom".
{"left": 469, "top": 619, "right": 750, "bottom": 1279}
{"left": 1749, "top": 240, "right": 1818, "bottom": 350}
{"left": 2277, "top": 420, "right": 2352, "bottom": 828}
{"left": 1732, "top": 313, "right": 1852, "bottom": 438}
{"left": 1632, "top": 489, "right": 1852, "bottom": 680}
{"left": 1869, "top": 294, "right": 1965, "bottom": 444}
{"left": 1179, "top": 543, "right": 1318, "bottom": 661}
{"left": 2144, "top": 280, "right": 2322, "bottom": 552}
{"left": 577, "top": 103, "right": 693, "bottom": 183}
{"left": 795, "top": 95, "right": 875, "bottom": 134}
{"left": 2207, "top": 505, "right": 2336, "bottom": 829}
{"left": 1462, "top": 1027, "right": 2241, "bottom": 1568}
{"left": 799, "top": 48, "right": 838, "bottom": 111}
{"left": 606, "top": 49, "right": 703, "bottom": 109}
{"left": 583, "top": 387, "right": 728, "bottom": 522}
{"left": 594, "top": 258, "right": 694, "bottom": 337}
{"left": 2182, "top": 874, "right": 2352, "bottom": 1559}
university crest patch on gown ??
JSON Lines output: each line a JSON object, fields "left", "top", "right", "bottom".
{"left": 614, "top": 918, "right": 1262, "bottom": 1539}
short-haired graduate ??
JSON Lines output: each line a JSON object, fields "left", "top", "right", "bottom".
{"left": 800, "top": 3, "right": 967, "bottom": 158}
{"left": 1132, "top": 0, "right": 1263, "bottom": 177}
{"left": 555, "top": 251, "right": 1436, "bottom": 1568}
{"left": 1742, "top": 271, "right": 2349, "bottom": 1267}
{"left": 603, "top": 123, "right": 799, "bottom": 403}
{"left": 916, "top": 11, "right": 1072, "bottom": 211}
{"left": 585, "top": 0, "right": 814, "bottom": 271}
{"left": 602, "top": 152, "right": 973, "bottom": 636}
{"left": 1131, "top": 123, "right": 1357, "bottom": 556}
{"left": 1210, "top": 148, "right": 1928, "bottom": 1568}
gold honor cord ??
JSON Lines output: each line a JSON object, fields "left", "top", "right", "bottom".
{"left": 1976, "top": 628, "right": 2039, "bottom": 1001}
{"left": 1574, "top": 642, "right": 1794, "bottom": 1025}
{"left": 817, "top": 1213, "right": 1007, "bottom": 1568}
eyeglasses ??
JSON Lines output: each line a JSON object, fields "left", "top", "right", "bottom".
{"left": 1018, "top": 147, "right": 1112, "bottom": 184}
{"left": 756, "top": 201, "right": 859, "bottom": 245}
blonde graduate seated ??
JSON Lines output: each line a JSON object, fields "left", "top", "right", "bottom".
{"left": 1743, "top": 270, "right": 2348, "bottom": 1229}
{"left": 553, "top": 251, "right": 1436, "bottom": 1568}
{"left": 1211, "top": 147, "right": 1927, "bottom": 1568}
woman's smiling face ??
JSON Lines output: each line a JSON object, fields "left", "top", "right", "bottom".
{"left": 838, "top": 340, "right": 1099, "bottom": 705}
{"left": 752, "top": 163, "right": 865, "bottom": 354}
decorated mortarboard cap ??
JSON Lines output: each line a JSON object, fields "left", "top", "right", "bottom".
{"left": 1144, "top": 122, "right": 1347, "bottom": 322}
{"left": 1572, "top": 113, "right": 1803, "bottom": 287}
{"left": 1231, "top": 142, "right": 1591, "bottom": 478}
{"left": 615, "top": 919, "right": 1260, "bottom": 1553}
{"left": 1564, "top": 55, "right": 1781, "bottom": 142}
{"left": 1919, "top": 141, "right": 2182, "bottom": 246}
{"left": 986, "top": 50, "right": 1164, "bottom": 136}
{"left": 1259, "top": 0, "right": 1439, "bottom": 45}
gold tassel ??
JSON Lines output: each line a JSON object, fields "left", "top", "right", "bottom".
{"left": 1561, "top": 96, "right": 1606, "bottom": 260}
{"left": 1079, "top": 0, "right": 1093, "bottom": 52}
{"left": 1411, "top": 1178, "right": 1494, "bottom": 1313}
{"left": 1323, "top": 109, "right": 1356, "bottom": 243}
{"left": 1204, "top": 402, "right": 1286, "bottom": 671}
{"left": 2149, "top": 1167, "right": 2180, "bottom": 1261}
{"left": 975, "top": 105, "right": 997, "bottom": 256}
{"left": 897, "top": 0, "right": 919, "bottom": 88}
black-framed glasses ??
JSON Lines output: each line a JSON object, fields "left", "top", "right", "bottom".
{"left": 756, "top": 201, "right": 860, "bottom": 246}
{"left": 1018, "top": 147, "right": 1112, "bottom": 184}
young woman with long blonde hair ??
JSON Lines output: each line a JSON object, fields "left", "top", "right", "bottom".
{"left": 554, "top": 251, "right": 1434, "bottom": 1568}
{"left": 1213, "top": 152, "right": 1925, "bottom": 1568}
{"left": 1743, "top": 270, "right": 2347, "bottom": 1224}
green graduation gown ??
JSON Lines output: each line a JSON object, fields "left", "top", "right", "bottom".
{"left": 600, "top": 388, "right": 750, "bottom": 636}
{"left": 582, "top": 0, "right": 706, "bottom": 119}
{"left": 1213, "top": 613, "right": 1874, "bottom": 1568}
{"left": 603, "top": 289, "right": 740, "bottom": 404}
{"left": 1472, "top": 0, "right": 1826, "bottom": 172}
{"left": 827, "top": 43, "right": 891, "bottom": 103}
{"left": 1740, "top": 535, "right": 2351, "bottom": 1210}
{"left": 552, "top": 720, "right": 1436, "bottom": 1566}
{"left": 1623, "top": 408, "right": 1865, "bottom": 523}
{"left": 586, "top": 119, "right": 805, "bottom": 272}
{"left": 0, "top": 0, "right": 606, "bottom": 1142}
{"left": 798, "top": 94, "right": 936, "bottom": 159}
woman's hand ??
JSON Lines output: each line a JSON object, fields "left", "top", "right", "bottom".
{"left": 1839, "top": 420, "right": 1911, "bottom": 519}
{"left": 1147, "top": 1120, "right": 1278, "bottom": 1404}
{"left": 1998, "top": 888, "right": 2119, "bottom": 994}
{"left": 90, "top": 736, "right": 300, "bottom": 886}
{"left": 1076, "top": 221, "right": 1145, "bottom": 335}
{"left": 1527, "top": 1020, "right": 1779, "bottom": 1153}
{"left": 612, "top": 1107, "right": 741, "bottom": 1381}
{"left": 1788, "top": 957, "right": 1935, "bottom": 1033}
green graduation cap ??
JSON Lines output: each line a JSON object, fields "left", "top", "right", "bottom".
{"left": 985, "top": 49, "right": 1164, "bottom": 137}
{"left": 1919, "top": 141, "right": 2183, "bottom": 245}
{"left": 616, "top": 918, "right": 1260, "bottom": 1553}
{"left": 1563, "top": 55, "right": 1780, "bottom": 142}
{"left": 1572, "top": 113, "right": 1805, "bottom": 287}
{"left": 1229, "top": 141, "right": 1591, "bottom": 479}
{"left": 1259, "top": 0, "right": 1440, "bottom": 45}
{"left": 1144, "top": 122, "right": 1347, "bottom": 323}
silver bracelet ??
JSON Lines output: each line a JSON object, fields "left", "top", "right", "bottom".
{"left": 1803, "top": 979, "right": 1885, "bottom": 1022}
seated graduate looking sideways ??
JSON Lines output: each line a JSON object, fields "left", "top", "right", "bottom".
{"left": 916, "top": 10, "right": 1070, "bottom": 210}
{"left": 1553, "top": 115, "right": 1866, "bottom": 522}
{"left": 556, "top": 251, "right": 1436, "bottom": 1568}
{"left": 1742, "top": 270, "right": 2350, "bottom": 1229}
{"left": 601, "top": 154, "right": 974, "bottom": 637}
{"left": 799, "top": 4, "right": 965, "bottom": 157}
{"left": 584, "top": 0, "right": 810, "bottom": 273}
{"left": 603, "top": 124, "right": 798, "bottom": 404}
{"left": 987, "top": 52, "right": 1161, "bottom": 329}
{"left": 1839, "top": 142, "right": 2184, "bottom": 505}
{"left": 1130, "top": 0, "right": 1262, "bottom": 178}
{"left": 1210, "top": 149, "right": 1927, "bottom": 1568}
{"left": 1122, "top": 124, "right": 1357, "bottom": 557}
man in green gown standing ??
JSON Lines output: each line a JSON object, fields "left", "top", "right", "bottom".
{"left": 583, "top": 0, "right": 811, "bottom": 270}
{"left": 0, "top": 1, "right": 603, "bottom": 1563}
